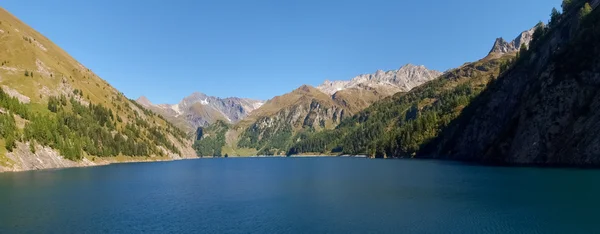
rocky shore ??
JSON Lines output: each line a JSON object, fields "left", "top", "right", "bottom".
{"left": 0, "top": 142, "right": 196, "bottom": 173}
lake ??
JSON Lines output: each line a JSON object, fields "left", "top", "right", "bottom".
{"left": 0, "top": 157, "right": 598, "bottom": 233}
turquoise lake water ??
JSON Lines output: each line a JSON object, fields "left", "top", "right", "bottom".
{"left": 0, "top": 157, "right": 598, "bottom": 233}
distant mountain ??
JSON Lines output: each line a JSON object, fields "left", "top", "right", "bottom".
{"left": 136, "top": 92, "right": 263, "bottom": 130}
{"left": 317, "top": 64, "right": 442, "bottom": 95}
{"left": 0, "top": 7, "right": 194, "bottom": 172}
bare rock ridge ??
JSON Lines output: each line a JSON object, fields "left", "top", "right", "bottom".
{"left": 136, "top": 93, "right": 263, "bottom": 129}
{"left": 489, "top": 27, "right": 536, "bottom": 54}
{"left": 316, "top": 64, "right": 442, "bottom": 95}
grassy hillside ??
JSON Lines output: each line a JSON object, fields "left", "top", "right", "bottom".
{"left": 332, "top": 85, "right": 395, "bottom": 113}
{"left": 0, "top": 8, "right": 192, "bottom": 164}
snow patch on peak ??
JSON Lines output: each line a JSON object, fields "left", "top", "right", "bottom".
{"left": 200, "top": 99, "right": 209, "bottom": 105}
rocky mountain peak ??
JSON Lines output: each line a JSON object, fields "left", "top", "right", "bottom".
{"left": 489, "top": 27, "right": 536, "bottom": 54}
{"left": 317, "top": 64, "right": 442, "bottom": 95}
{"left": 490, "top": 38, "right": 511, "bottom": 54}
{"left": 295, "top": 84, "right": 317, "bottom": 93}
{"left": 400, "top": 63, "right": 420, "bottom": 69}
{"left": 136, "top": 96, "right": 153, "bottom": 106}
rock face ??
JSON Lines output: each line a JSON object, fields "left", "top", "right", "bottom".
{"left": 1, "top": 141, "right": 195, "bottom": 172}
{"left": 136, "top": 93, "right": 263, "bottom": 130}
{"left": 317, "top": 64, "right": 442, "bottom": 95}
{"left": 422, "top": 6, "right": 600, "bottom": 166}
{"left": 1, "top": 85, "right": 30, "bottom": 104}
{"left": 489, "top": 27, "right": 536, "bottom": 54}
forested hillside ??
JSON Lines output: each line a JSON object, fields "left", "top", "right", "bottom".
{"left": 193, "top": 120, "right": 229, "bottom": 157}
{"left": 0, "top": 8, "right": 193, "bottom": 171}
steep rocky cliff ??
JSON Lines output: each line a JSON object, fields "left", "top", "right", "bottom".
{"left": 489, "top": 28, "right": 535, "bottom": 54}
{"left": 421, "top": 2, "right": 600, "bottom": 166}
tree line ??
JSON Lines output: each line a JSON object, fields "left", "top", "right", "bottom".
{"left": 1, "top": 88, "right": 184, "bottom": 159}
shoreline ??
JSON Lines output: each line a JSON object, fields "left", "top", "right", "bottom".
{"left": 0, "top": 155, "right": 200, "bottom": 173}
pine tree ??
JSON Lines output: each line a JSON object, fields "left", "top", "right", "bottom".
{"left": 562, "top": 0, "right": 574, "bottom": 12}
{"left": 531, "top": 22, "right": 546, "bottom": 47}
{"left": 5, "top": 134, "right": 16, "bottom": 152}
{"left": 29, "top": 140, "right": 36, "bottom": 154}
{"left": 579, "top": 3, "right": 592, "bottom": 21}
{"left": 550, "top": 7, "right": 561, "bottom": 26}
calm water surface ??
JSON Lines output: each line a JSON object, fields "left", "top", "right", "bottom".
{"left": 0, "top": 158, "right": 598, "bottom": 233}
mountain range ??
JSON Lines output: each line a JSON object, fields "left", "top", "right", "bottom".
{"left": 2, "top": 0, "right": 599, "bottom": 170}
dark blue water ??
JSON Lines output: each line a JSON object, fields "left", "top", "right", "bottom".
{"left": 0, "top": 158, "right": 598, "bottom": 234}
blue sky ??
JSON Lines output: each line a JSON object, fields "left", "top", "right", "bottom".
{"left": 2, "top": 0, "right": 560, "bottom": 103}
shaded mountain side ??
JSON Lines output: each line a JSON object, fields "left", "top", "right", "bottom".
{"left": 0, "top": 7, "right": 193, "bottom": 171}
{"left": 287, "top": 55, "right": 515, "bottom": 157}
{"left": 419, "top": 1, "right": 600, "bottom": 166}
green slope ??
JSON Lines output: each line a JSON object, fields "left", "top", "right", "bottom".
{"left": 0, "top": 8, "right": 192, "bottom": 163}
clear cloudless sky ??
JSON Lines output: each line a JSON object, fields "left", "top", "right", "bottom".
{"left": 2, "top": 0, "right": 560, "bottom": 103}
